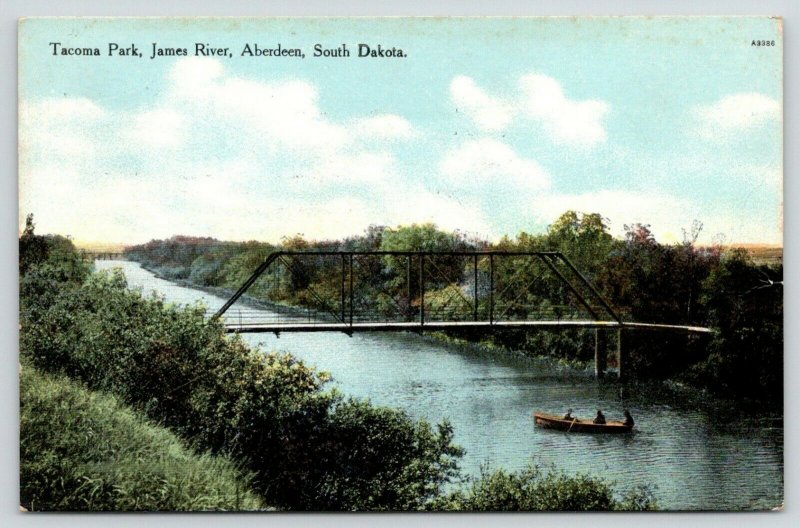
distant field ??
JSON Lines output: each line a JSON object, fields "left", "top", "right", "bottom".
{"left": 74, "top": 241, "right": 127, "bottom": 253}
{"left": 732, "top": 244, "right": 783, "bottom": 266}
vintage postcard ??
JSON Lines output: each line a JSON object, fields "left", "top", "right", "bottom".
{"left": 18, "top": 17, "right": 783, "bottom": 512}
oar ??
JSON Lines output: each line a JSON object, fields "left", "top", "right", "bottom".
{"left": 567, "top": 418, "right": 577, "bottom": 433}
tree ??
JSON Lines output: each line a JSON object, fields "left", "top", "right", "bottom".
{"left": 693, "top": 249, "right": 782, "bottom": 400}
{"left": 545, "top": 211, "right": 614, "bottom": 277}
{"left": 19, "top": 214, "right": 49, "bottom": 275}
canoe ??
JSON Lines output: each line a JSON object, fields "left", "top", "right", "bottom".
{"left": 533, "top": 412, "right": 633, "bottom": 434}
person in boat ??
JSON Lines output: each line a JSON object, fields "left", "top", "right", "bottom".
{"left": 623, "top": 410, "right": 635, "bottom": 427}
{"left": 563, "top": 409, "right": 574, "bottom": 420}
{"left": 593, "top": 409, "right": 606, "bottom": 424}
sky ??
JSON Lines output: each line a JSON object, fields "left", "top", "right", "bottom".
{"left": 18, "top": 17, "right": 783, "bottom": 246}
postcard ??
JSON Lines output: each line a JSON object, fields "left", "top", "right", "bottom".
{"left": 18, "top": 17, "right": 783, "bottom": 512}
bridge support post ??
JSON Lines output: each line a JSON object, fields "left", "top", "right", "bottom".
{"left": 617, "top": 328, "right": 624, "bottom": 381}
{"left": 594, "top": 328, "right": 608, "bottom": 378}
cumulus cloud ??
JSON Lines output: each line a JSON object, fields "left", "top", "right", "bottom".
{"left": 167, "top": 56, "right": 224, "bottom": 99}
{"left": 731, "top": 163, "right": 783, "bottom": 191}
{"left": 178, "top": 72, "right": 349, "bottom": 153}
{"left": 440, "top": 138, "right": 550, "bottom": 189}
{"left": 353, "top": 114, "right": 419, "bottom": 140}
{"left": 450, "top": 75, "right": 513, "bottom": 131}
{"left": 693, "top": 93, "right": 780, "bottom": 139}
{"left": 449, "top": 74, "right": 610, "bottom": 147}
{"left": 20, "top": 98, "right": 109, "bottom": 159}
{"left": 518, "top": 74, "right": 610, "bottom": 146}
{"left": 19, "top": 57, "right": 450, "bottom": 243}
{"left": 306, "top": 151, "right": 398, "bottom": 184}
{"left": 383, "top": 186, "right": 493, "bottom": 236}
{"left": 126, "top": 108, "right": 185, "bottom": 148}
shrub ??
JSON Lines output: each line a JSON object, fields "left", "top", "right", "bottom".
{"left": 431, "top": 465, "right": 656, "bottom": 511}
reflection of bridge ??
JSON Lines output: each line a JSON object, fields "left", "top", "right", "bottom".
{"left": 212, "top": 251, "right": 712, "bottom": 379}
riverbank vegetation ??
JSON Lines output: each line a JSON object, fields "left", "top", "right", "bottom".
{"left": 20, "top": 363, "right": 265, "bottom": 511}
{"left": 20, "top": 215, "right": 654, "bottom": 511}
{"left": 124, "top": 211, "right": 783, "bottom": 404}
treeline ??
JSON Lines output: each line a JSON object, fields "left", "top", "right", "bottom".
{"left": 124, "top": 211, "right": 783, "bottom": 403}
{"left": 19, "top": 215, "right": 654, "bottom": 511}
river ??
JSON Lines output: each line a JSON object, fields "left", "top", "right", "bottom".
{"left": 96, "top": 260, "right": 783, "bottom": 511}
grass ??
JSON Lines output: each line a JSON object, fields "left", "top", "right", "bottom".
{"left": 20, "top": 362, "right": 266, "bottom": 511}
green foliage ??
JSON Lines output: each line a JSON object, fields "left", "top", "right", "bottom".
{"left": 380, "top": 223, "right": 469, "bottom": 253}
{"left": 19, "top": 214, "right": 49, "bottom": 275}
{"left": 687, "top": 249, "right": 783, "bottom": 401}
{"left": 124, "top": 235, "right": 235, "bottom": 281}
{"left": 431, "top": 465, "right": 656, "bottom": 511}
{"left": 20, "top": 242, "right": 465, "bottom": 511}
{"left": 546, "top": 211, "right": 615, "bottom": 277}
{"left": 20, "top": 363, "right": 264, "bottom": 511}
{"left": 19, "top": 214, "right": 90, "bottom": 295}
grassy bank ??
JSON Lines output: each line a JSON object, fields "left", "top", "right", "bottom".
{"left": 20, "top": 362, "right": 265, "bottom": 511}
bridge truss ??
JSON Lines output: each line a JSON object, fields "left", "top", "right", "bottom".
{"left": 211, "top": 251, "right": 710, "bottom": 336}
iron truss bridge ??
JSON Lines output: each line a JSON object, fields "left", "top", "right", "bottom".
{"left": 211, "top": 251, "right": 712, "bottom": 336}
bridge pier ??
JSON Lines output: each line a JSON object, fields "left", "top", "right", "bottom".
{"left": 594, "top": 328, "right": 607, "bottom": 378}
{"left": 595, "top": 328, "right": 625, "bottom": 380}
{"left": 617, "top": 328, "right": 624, "bottom": 381}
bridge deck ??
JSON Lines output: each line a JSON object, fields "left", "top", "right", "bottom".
{"left": 223, "top": 320, "right": 713, "bottom": 334}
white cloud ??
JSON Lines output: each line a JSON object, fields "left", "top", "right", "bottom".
{"left": 19, "top": 57, "right": 436, "bottom": 244}
{"left": 440, "top": 138, "right": 550, "bottom": 189}
{"left": 208, "top": 77, "right": 349, "bottom": 153}
{"left": 275, "top": 197, "right": 375, "bottom": 241}
{"left": 518, "top": 74, "right": 609, "bottom": 146}
{"left": 450, "top": 75, "right": 513, "bottom": 131}
{"left": 694, "top": 93, "right": 780, "bottom": 139}
{"left": 167, "top": 56, "right": 224, "bottom": 99}
{"left": 731, "top": 164, "right": 783, "bottom": 191}
{"left": 306, "top": 151, "right": 397, "bottom": 184}
{"left": 450, "top": 74, "right": 610, "bottom": 147}
{"left": 353, "top": 114, "right": 418, "bottom": 140}
{"left": 20, "top": 165, "right": 181, "bottom": 243}
{"left": 384, "top": 187, "right": 492, "bottom": 236}
{"left": 127, "top": 108, "right": 184, "bottom": 148}
{"left": 20, "top": 98, "right": 109, "bottom": 158}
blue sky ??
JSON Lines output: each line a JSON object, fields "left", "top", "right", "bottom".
{"left": 19, "top": 17, "right": 783, "bottom": 246}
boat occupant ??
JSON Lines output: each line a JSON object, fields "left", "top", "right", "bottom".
{"left": 593, "top": 409, "right": 606, "bottom": 424}
{"left": 623, "top": 410, "right": 635, "bottom": 427}
{"left": 563, "top": 409, "right": 574, "bottom": 420}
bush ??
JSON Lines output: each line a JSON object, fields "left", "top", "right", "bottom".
{"left": 431, "top": 465, "right": 656, "bottom": 511}
{"left": 20, "top": 363, "right": 264, "bottom": 511}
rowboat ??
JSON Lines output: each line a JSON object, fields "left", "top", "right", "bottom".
{"left": 533, "top": 412, "right": 633, "bottom": 434}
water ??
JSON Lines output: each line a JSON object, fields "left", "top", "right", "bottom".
{"left": 96, "top": 260, "right": 784, "bottom": 511}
